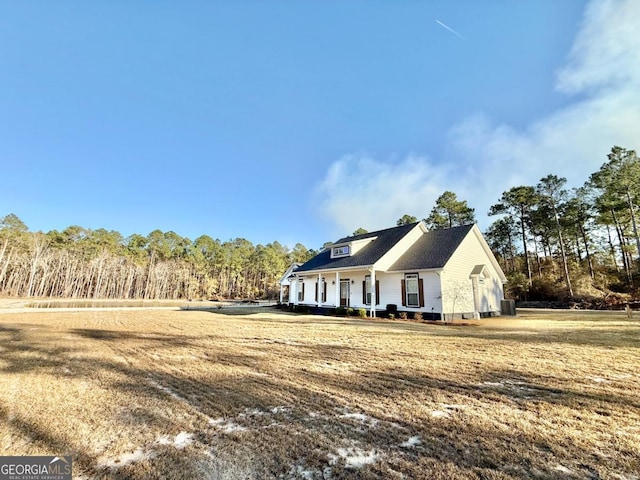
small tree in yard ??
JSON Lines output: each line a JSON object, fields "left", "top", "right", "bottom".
{"left": 440, "top": 280, "right": 473, "bottom": 322}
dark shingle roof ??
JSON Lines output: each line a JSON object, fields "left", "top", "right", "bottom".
{"left": 388, "top": 224, "right": 474, "bottom": 271}
{"left": 295, "top": 222, "right": 418, "bottom": 272}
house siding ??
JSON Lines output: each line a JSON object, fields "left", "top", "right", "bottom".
{"left": 379, "top": 272, "right": 442, "bottom": 312}
{"left": 441, "top": 228, "right": 504, "bottom": 317}
{"left": 295, "top": 269, "right": 444, "bottom": 314}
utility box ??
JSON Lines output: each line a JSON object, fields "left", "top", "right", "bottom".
{"left": 500, "top": 299, "right": 516, "bottom": 316}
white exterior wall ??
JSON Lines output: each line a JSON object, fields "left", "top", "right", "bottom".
{"left": 441, "top": 228, "right": 504, "bottom": 317}
{"left": 377, "top": 271, "right": 442, "bottom": 313}
{"left": 297, "top": 276, "right": 327, "bottom": 305}
{"left": 295, "top": 269, "right": 444, "bottom": 314}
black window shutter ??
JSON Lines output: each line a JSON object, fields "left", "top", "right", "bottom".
{"left": 401, "top": 279, "right": 406, "bottom": 306}
{"left": 375, "top": 280, "right": 380, "bottom": 305}
{"left": 418, "top": 278, "right": 425, "bottom": 307}
{"left": 323, "top": 282, "right": 327, "bottom": 301}
{"left": 362, "top": 281, "right": 367, "bottom": 304}
{"left": 315, "top": 282, "right": 318, "bottom": 302}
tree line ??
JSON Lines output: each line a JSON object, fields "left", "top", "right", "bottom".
{"left": 2, "top": 145, "right": 637, "bottom": 302}
{"left": 395, "top": 146, "right": 640, "bottom": 301}
{"left": 0, "top": 216, "right": 314, "bottom": 300}
{"left": 486, "top": 146, "right": 640, "bottom": 301}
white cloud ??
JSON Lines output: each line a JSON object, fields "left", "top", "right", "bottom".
{"left": 314, "top": 153, "right": 447, "bottom": 233}
{"left": 314, "top": 0, "right": 640, "bottom": 232}
{"left": 556, "top": 0, "right": 640, "bottom": 94}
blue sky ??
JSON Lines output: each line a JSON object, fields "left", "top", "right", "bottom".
{"left": 1, "top": 1, "right": 638, "bottom": 250}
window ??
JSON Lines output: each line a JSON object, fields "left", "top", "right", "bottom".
{"left": 315, "top": 279, "right": 326, "bottom": 303}
{"left": 363, "top": 276, "right": 379, "bottom": 305}
{"left": 365, "top": 276, "right": 371, "bottom": 305}
{"left": 405, "top": 274, "right": 419, "bottom": 307}
{"left": 332, "top": 245, "right": 350, "bottom": 257}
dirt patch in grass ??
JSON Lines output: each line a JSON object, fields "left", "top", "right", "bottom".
{"left": 0, "top": 308, "right": 638, "bottom": 479}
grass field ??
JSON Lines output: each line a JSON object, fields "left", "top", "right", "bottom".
{"left": 0, "top": 305, "right": 639, "bottom": 479}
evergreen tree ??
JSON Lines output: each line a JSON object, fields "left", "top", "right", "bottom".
{"left": 396, "top": 214, "right": 418, "bottom": 226}
{"left": 425, "top": 191, "right": 475, "bottom": 229}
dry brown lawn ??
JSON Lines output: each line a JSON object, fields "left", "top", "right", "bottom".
{"left": 0, "top": 305, "right": 639, "bottom": 479}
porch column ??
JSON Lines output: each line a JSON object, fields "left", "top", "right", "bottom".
{"left": 279, "top": 283, "right": 284, "bottom": 304}
{"left": 317, "top": 273, "right": 322, "bottom": 306}
{"left": 370, "top": 268, "right": 376, "bottom": 318}
{"left": 471, "top": 277, "right": 480, "bottom": 319}
{"left": 335, "top": 271, "right": 340, "bottom": 307}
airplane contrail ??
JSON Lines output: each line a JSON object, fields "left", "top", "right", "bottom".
{"left": 435, "top": 19, "right": 465, "bottom": 40}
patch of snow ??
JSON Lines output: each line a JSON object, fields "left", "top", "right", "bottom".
{"left": 554, "top": 464, "right": 573, "bottom": 474}
{"left": 480, "top": 381, "right": 504, "bottom": 387}
{"left": 340, "top": 412, "right": 379, "bottom": 426}
{"left": 208, "top": 417, "right": 247, "bottom": 433}
{"left": 260, "top": 422, "right": 281, "bottom": 429}
{"left": 173, "top": 431, "right": 194, "bottom": 449}
{"left": 240, "top": 408, "right": 266, "bottom": 417}
{"left": 431, "top": 410, "right": 450, "bottom": 418}
{"left": 99, "top": 447, "right": 156, "bottom": 469}
{"left": 289, "top": 464, "right": 316, "bottom": 479}
{"left": 222, "top": 422, "right": 247, "bottom": 433}
{"left": 156, "top": 432, "right": 194, "bottom": 450}
{"left": 155, "top": 435, "right": 172, "bottom": 445}
{"left": 334, "top": 447, "right": 379, "bottom": 468}
{"left": 271, "top": 405, "right": 291, "bottom": 414}
{"left": 400, "top": 436, "right": 422, "bottom": 448}
{"left": 589, "top": 376, "right": 608, "bottom": 383}
{"left": 149, "top": 379, "right": 185, "bottom": 402}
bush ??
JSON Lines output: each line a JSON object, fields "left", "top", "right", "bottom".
{"left": 388, "top": 313, "right": 395, "bottom": 320}
{"left": 399, "top": 312, "right": 408, "bottom": 320}
{"left": 347, "top": 307, "right": 356, "bottom": 316}
{"left": 413, "top": 312, "right": 423, "bottom": 321}
{"left": 336, "top": 306, "right": 346, "bottom": 316}
{"left": 356, "top": 308, "right": 367, "bottom": 318}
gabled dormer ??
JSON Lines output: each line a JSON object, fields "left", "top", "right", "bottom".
{"left": 329, "top": 236, "right": 378, "bottom": 259}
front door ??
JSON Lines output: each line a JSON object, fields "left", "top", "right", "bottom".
{"left": 340, "top": 279, "right": 350, "bottom": 307}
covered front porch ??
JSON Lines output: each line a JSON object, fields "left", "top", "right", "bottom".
{"left": 286, "top": 268, "right": 382, "bottom": 317}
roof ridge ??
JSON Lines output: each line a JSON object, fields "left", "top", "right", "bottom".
{"left": 334, "top": 221, "right": 419, "bottom": 244}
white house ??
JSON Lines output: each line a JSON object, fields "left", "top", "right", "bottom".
{"left": 281, "top": 222, "right": 507, "bottom": 320}
{"left": 278, "top": 262, "right": 301, "bottom": 304}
